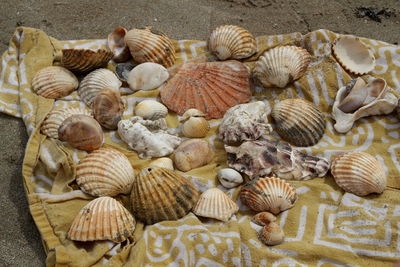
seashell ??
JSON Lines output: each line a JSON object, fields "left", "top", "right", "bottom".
{"left": 332, "top": 78, "right": 398, "bottom": 133}
{"left": 173, "top": 139, "right": 215, "bottom": 172}
{"left": 41, "top": 107, "right": 92, "bottom": 139}
{"left": 240, "top": 176, "right": 297, "bottom": 215}
{"left": 251, "top": 212, "right": 276, "bottom": 226}
{"left": 332, "top": 35, "right": 375, "bottom": 75}
{"left": 131, "top": 167, "right": 199, "bottom": 224}
{"left": 32, "top": 66, "right": 78, "bottom": 99}
{"left": 78, "top": 68, "right": 122, "bottom": 106}
{"left": 208, "top": 25, "right": 257, "bottom": 60}
{"left": 331, "top": 152, "right": 387, "bottom": 196}
{"left": 115, "top": 63, "right": 136, "bottom": 82}
{"left": 76, "top": 148, "right": 135, "bottom": 197}
{"left": 180, "top": 109, "right": 206, "bottom": 121}
{"left": 217, "top": 168, "right": 243, "bottom": 188}
{"left": 125, "top": 27, "right": 176, "bottom": 68}
{"left": 181, "top": 110, "right": 209, "bottom": 138}
{"left": 271, "top": 98, "right": 325, "bottom": 147}
{"left": 92, "top": 87, "right": 124, "bottom": 129}
{"left": 67, "top": 196, "right": 135, "bottom": 242}
{"left": 61, "top": 49, "right": 114, "bottom": 73}
{"left": 219, "top": 101, "right": 272, "bottom": 143}
{"left": 225, "top": 140, "right": 330, "bottom": 180}
{"left": 254, "top": 46, "right": 311, "bottom": 88}
{"left": 149, "top": 157, "right": 174, "bottom": 170}
{"left": 107, "top": 26, "right": 131, "bottom": 62}
{"left": 135, "top": 100, "right": 168, "bottom": 120}
{"left": 258, "top": 222, "right": 284, "bottom": 246}
{"left": 160, "top": 61, "right": 251, "bottom": 119}
{"left": 58, "top": 114, "right": 104, "bottom": 151}
{"left": 192, "top": 188, "right": 239, "bottom": 222}
{"left": 127, "top": 62, "right": 169, "bottom": 91}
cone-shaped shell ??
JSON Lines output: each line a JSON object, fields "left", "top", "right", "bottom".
{"left": 271, "top": 98, "right": 325, "bottom": 147}
{"left": 173, "top": 139, "right": 215, "bottom": 172}
{"left": 92, "top": 87, "right": 124, "bottom": 129}
{"left": 135, "top": 100, "right": 168, "bottom": 120}
{"left": 125, "top": 27, "right": 176, "bottom": 68}
{"left": 192, "top": 188, "right": 239, "bottom": 222}
{"left": 208, "top": 25, "right": 257, "bottom": 60}
{"left": 258, "top": 222, "right": 284, "bottom": 246}
{"left": 252, "top": 212, "right": 276, "bottom": 226}
{"left": 131, "top": 167, "right": 200, "bottom": 224}
{"left": 160, "top": 61, "right": 251, "bottom": 119}
{"left": 240, "top": 177, "right": 297, "bottom": 215}
{"left": 61, "top": 49, "right": 114, "bottom": 73}
{"left": 41, "top": 107, "right": 92, "bottom": 139}
{"left": 76, "top": 148, "right": 135, "bottom": 197}
{"left": 331, "top": 152, "right": 387, "bottom": 196}
{"left": 254, "top": 46, "right": 311, "bottom": 88}
{"left": 32, "top": 66, "right": 78, "bottom": 99}
{"left": 67, "top": 197, "right": 135, "bottom": 242}
{"left": 149, "top": 157, "right": 174, "bottom": 170}
{"left": 107, "top": 26, "right": 131, "bottom": 62}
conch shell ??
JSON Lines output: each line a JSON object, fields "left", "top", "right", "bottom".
{"left": 92, "top": 87, "right": 124, "bottom": 129}
{"left": 107, "top": 26, "right": 131, "bottom": 62}
{"left": 173, "top": 139, "right": 214, "bottom": 172}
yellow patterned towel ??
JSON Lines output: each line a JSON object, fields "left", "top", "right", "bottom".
{"left": 1, "top": 27, "right": 400, "bottom": 267}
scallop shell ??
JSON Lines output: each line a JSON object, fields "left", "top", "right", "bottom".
{"left": 258, "top": 222, "right": 284, "bottom": 246}
{"left": 252, "top": 212, "right": 276, "bottom": 226}
{"left": 208, "top": 25, "right": 257, "bottom": 60}
{"left": 41, "top": 107, "right": 92, "bottom": 139}
{"left": 125, "top": 27, "right": 176, "bottom": 68}
{"left": 127, "top": 62, "right": 169, "bottom": 91}
{"left": 131, "top": 167, "right": 199, "bottom": 224}
{"left": 32, "top": 66, "right": 78, "bottom": 99}
{"left": 61, "top": 49, "right": 114, "bottom": 73}
{"left": 182, "top": 116, "right": 209, "bottom": 138}
{"left": 92, "top": 87, "right": 124, "bottom": 129}
{"left": 58, "top": 114, "right": 104, "bottom": 151}
{"left": 67, "top": 197, "right": 135, "bottom": 242}
{"left": 135, "top": 100, "right": 168, "bottom": 120}
{"left": 76, "top": 148, "right": 135, "bottom": 197}
{"left": 240, "top": 176, "right": 297, "bottom": 215}
{"left": 148, "top": 157, "right": 174, "bottom": 170}
{"left": 160, "top": 61, "right": 251, "bottom": 119}
{"left": 332, "top": 35, "right": 375, "bottom": 75}
{"left": 217, "top": 168, "right": 243, "bottom": 189}
{"left": 254, "top": 46, "right": 311, "bottom": 88}
{"left": 107, "top": 26, "right": 131, "bottom": 62}
{"left": 271, "top": 98, "right": 325, "bottom": 147}
{"left": 78, "top": 68, "right": 122, "bottom": 106}
{"left": 173, "top": 139, "right": 215, "bottom": 172}
{"left": 192, "top": 188, "right": 239, "bottom": 222}
{"left": 331, "top": 152, "right": 387, "bottom": 196}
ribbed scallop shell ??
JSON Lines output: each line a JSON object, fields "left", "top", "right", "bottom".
{"left": 61, "top": 49, "right": 114, "bottom": 73}
{"left": 272, "top": 98, "right": 325, "bottom": 147}
{"left": 208, "top": 25, "right": 257, "bottom": 60}
{"left": 78, "top": 68, "right": 122, "bottom": 106}
{"left": 254, "top": 46, "right": 311, "bottom": 88}
{"left": 240, "top": 177, "right": 297, "bottom": 215}
{"left": 67, "top": 197, "right": 135, "bottom": 242}
{"left": 135, "top": 100, "right": 168, "bottom": 120}
{"left": 76, "top": 148, "right": 135, "bottom": 197}
{"left": 331, "top": 152, "right": 387, "bottom": 196}
{"left": 125, "top": 27, "right": 176, "bottom": 68}
{"left": 258, "top": 222, "right": 284, "bottom": 246}
{"left": 160, "top": 61, "right": 251, "bottom": 119}
{"left": 131, "top": 167, "right": 200, "bottom": 224}
{"left": 193, "top": 188, "right": 239, "bottom": 222}
{"left": 149, "top": 157, "right": 174, "bottom": 170}
{"left": 32, "top": 66, "right": 78, "bottom": 99}
{"left": 41, "top": 107, "right": 92, "bottom": 139}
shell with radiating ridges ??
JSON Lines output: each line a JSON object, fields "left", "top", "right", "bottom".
{"left": 193, "top": 188, "right": 239, "bottom": 222}
{"left": 173, "top": 139, "right": 215, "bottom": 172}
{"left": 254, "top": 46, "right": 311, "bottom": 88}
{"left": 258, "top": 222, "right": 284, "bottom": 246}
{"left": 131, "top": 167, "right": 199, "bottom": 224}
{"left": 61, "top": 49, "right": 114, "bottom": 73}
{"left": 92, "top": 87, "right": 124, "bottom": 129}
{"left": 76, "top": 148, "right": 135, "bottom": 197}
{"left": 107, "top": 26, "right": 131, "bottom": 62}
{"left": 272, "top": 98, "right": 325, "bottom": 147}
{"left": 181, "top": 109, "right": 209, "bottom": 138}
{"left": 149, "top": 157, "right": 174, "bottom": 170}
{"left": 135, "top": 100, "right": 168, "bottom": 120}
{"left": 331, "top": 152, "right": 387, "bottom": 196}
{"left": 32, "top": 66, "right": 79, "bottom": 99}
{"left": 67, "top": 196, "right": 135, "bottom": 242}
{"left": 208, "top": 25, "right": 257, "bottom": 60}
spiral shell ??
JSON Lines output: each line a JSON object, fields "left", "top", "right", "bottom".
{"left": 173, "top": 139, "right": 215, "bottom": 172}
{"left": 258, "top": 222, "right": 284, "bottom": 246}
{"left": 61, "top": 49, "right": 114, "bottom": 73}
{"left": 92, "top": 87, "right": 124, "bottom": 129}
{"left": 135, "top": 100, "right": 168, "bottom": 120}
{"left": 148, "top": 157, "right": 174, "bottom": 170}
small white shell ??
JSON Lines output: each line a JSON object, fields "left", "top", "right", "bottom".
{"left": 127, "top": 62, "right": 169, "bottom": 91}
{"left": 135, "top": 100, "right": 168, "bottom": 120}
{"left": 217, "top": 168, "right": 243, "bottom": 188}
{"left": 149, "top": 157, "right": 174, "bottom": 170}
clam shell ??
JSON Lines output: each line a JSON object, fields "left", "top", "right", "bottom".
{"left": 92, "top": 87, "right": 124, "bottom": 129}
{"left": 160, "top": 61, "right": 251, "bottom": 119}
{"left": 271, "top": 98, "right": 325, "bottom": 147}
{"left": 67, "top": 197, "right": 135, "bottom": 242}
{"left": 182, "top": 117, "right": 209, "bottom": 138}
{"left": 192, "top": 188, "right": 239, "bottom": 222}
{"left": 180, "top": 108, "right": 206, "bottom": 121}
{"left": 208, "top": 25, "right": 257, "bottom": 60}
{"left": 78, "top": 68, "right": 122, "bottom": 106}
{"left": 125, "top": 27, "right": 176, "bottom": 68}
{"left": 149, "top": 157, "right": 174, "bottom": 170}
{"left": 130, "top": 167, "right": 199, "bottom": 224}
{"left": 76, "top": 148, "right": 135, "bottom": 197}
{"left": 173, "top": 139, "right": 215, "bottom": 172}
{"left": 61, "top": 49, "right": 114, "bottom": 73}
{"left": 127, "top": 62, "right": 169, "bottom": 91}
{"left": 32, "top": 66, "right": 78, "bottom": 99}
{"left": 135, "top": 100, "right": 168, "bottom": 120}
{"left": 217, "top": 168, "right": 243, "bottom": 189}
{"left": 258, "top": 222, "right": 284, "bottom": 246}
{"left": 251, "top": 212, "right": 276, "bottom": 226}
{"left": 332, "top": 35, "right": 375, "bottom": 75}
{"left": 254, "top": 46, "right": 311, "bottom": 88}
{"left": 331, "top": 152, "right": 387, "bottom": 196}
{"left": 58, "top": 114, "right": 104, "bottom": 151}
{"left": 107, "top": 26, "right": 131, "bottom": 62}
{"left": 240, "top": 176, "right": 297, "bottom": 215}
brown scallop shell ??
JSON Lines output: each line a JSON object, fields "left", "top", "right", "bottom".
{"left": 61, "top": 49, "right": 114, "bottom": 73}
{"left": 92, "top": 87, "right": 124, "bottom": 129}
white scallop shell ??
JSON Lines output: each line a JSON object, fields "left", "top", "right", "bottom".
{"left": 217, "top": 168, "right": 243, "bottom": 188}
{"left": 135, "top": 100, "right": 168, "bottom": 120}
{"left": 127, "top": 62, "right": 169, "bottom": 91}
